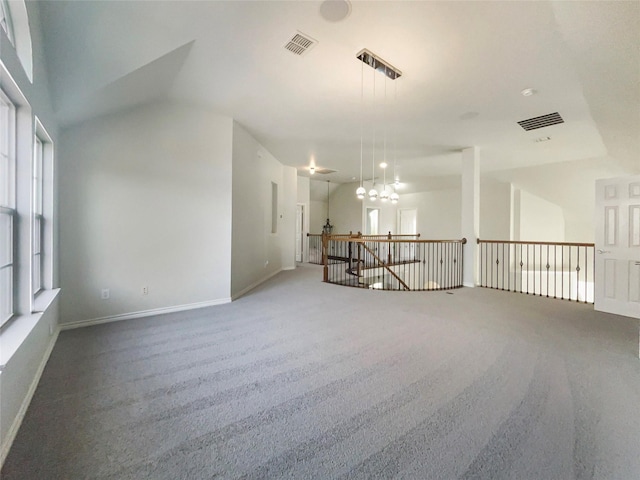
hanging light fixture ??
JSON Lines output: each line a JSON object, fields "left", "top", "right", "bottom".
{"left": 356, "top": 49, "right": 402, "bottom": 205}
{"left": 356, "top": 58, "right": 366, "bottom": 200}
{"left": 390, "top": 76, "right": 400, "bottom": 204}
{"left": 323, "top": 180, "right": 333, "bottom": 234}
{"left": 380, "top": 66, "right": 390, "bottom": 202}
{"left": 380, "top": 170, "right": 389, "bottom": 201}
{"left": 368, "top": 58, "right": 378, "bottom": 201}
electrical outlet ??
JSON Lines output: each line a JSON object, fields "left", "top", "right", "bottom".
{"left": 101, "top": 288, "right": 110, "bottom": 299}
{"left": 142, "top": 286, "right": 149, "bottom": 295}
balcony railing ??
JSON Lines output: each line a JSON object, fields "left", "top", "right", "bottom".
{"left": 322, "top": 233, "right": 466, "bottom": 291}
{"left": 477, "top": 239, "right": 595, "bottom": 303}
{"left": 307, "top": 233, "right": 324, "bottom": 264}
{"left": 307, "top": 232, "right": 421, "bottom": 265}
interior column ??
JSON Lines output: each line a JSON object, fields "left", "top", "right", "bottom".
{"left": 461, "top": 147, "right": 480, "bottom": 287}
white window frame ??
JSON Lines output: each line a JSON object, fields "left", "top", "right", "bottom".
{"left": 32, "top": 135, "right": 43, "bottom": 295}
{"left": 32, "top": 118, "right": 53, "bottom": 304}
{"left": 0, "top": 87, "right": 16, "bottom": 326}
{"left": 0, "top": 0, "right": 15, "bottom": 46}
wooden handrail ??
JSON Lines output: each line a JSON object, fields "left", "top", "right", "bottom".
{"left": 478, "top": 238, "right": 594, "bottom": 247}
{"left": 308, "top": 232, "right": 421, "bottom": 238}
{"left": 329, "top": 238, "right": 465, "bottom": 244}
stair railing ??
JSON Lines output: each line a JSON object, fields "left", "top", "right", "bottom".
{"left": 322, "top": 232, "right": 465, "bottom": 291}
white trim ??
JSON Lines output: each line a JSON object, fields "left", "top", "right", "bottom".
{"left": 60, "top": 298, "right": 232, "bottom": 331}
{"left": 283, "top": 266, "right": 296, "bottom": 271}
{"left": 0, "top": 326, "right": 58, "bottom": 467}
{"left": 232, "top": 269, "right": 282, "bottom": 301}
{"left": 463, "top": 282, "right": 476, "bottom": 288}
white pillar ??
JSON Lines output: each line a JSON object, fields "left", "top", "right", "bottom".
{"left": 461, "top": 147, "right": 480, "bottom": 287}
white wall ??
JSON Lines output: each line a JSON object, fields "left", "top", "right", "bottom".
{"left": 399, "top": 189, "right": 462, "bottom": 239}
{"left": 281, "top": 167, "right": 297, "bottom": 270}
{"left": 297, "top": 176, "right": 310, "bottom": 205}
{"left": 296, "top": 176, "right": 310, "bottom": 262}
{"left": 310, "top": 200, "right": 327, "bottom": 233}
{"left": 59, "top": 102, "right": 233, "bottom": 325}
{"left": 514, "top": 188, "right": 565, "bottom": 242}
{"left": 1, "top": 300, "right": 59, "bottom": 462}
{"left": 329, "top": 182, "right": 366, "bottom": 233}
{"left": 231, "top": 122, "right": 296, "bottom": 298}
{"left": 564, "top": 217, "right": 593, "bottom": 243}
{"left": 480, "top": 177, "right": 511, "bottom": 240}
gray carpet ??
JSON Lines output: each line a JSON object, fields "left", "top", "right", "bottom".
{"left": 3, "top": 264, "right": 639, "bottom": 479}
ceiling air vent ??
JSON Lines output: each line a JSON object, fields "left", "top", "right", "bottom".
{"left": 284, "top": 32, "right": 317, "bottom": 56}
{"left": 517, "top": 112, "right": 564, "bottom": 131}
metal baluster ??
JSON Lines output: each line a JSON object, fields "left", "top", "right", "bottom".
{"left": 576, "top": 246, "right": 580, "bottom": 302}
{"left": 568, "top": 246, "right": 572, "bottom": 301}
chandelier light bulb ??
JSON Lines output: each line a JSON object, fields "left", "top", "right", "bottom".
{"left": 390, "top": 191, "right": 399, "bottom": 203}
{"left": 380, "top": 189, "right": 390, "bottom": 201}
{"left": 356, "top": 186, "right": 366, "bottom": 199}
{"left": 368, "top": 188, "right": 378, "bottom": 201}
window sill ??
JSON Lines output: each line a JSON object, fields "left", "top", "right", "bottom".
{"left": 33, "top": 288, "right": 60, "bottom": 314}
{"left": 0, "top": 288, "right": 60, "bottom": 370}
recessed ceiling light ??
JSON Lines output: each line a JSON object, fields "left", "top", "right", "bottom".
{"left": 521, "top": 88, "right": 536, "bottom": 97}
{"left": 380, "top": 162, "right": 388, "bottom": 169}
{"left": 319, "top": 0, "right": 352, "bottom": 22}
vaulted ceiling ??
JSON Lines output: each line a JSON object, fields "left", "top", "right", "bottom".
{"left": 39, "top": 0, "right": 639, "bottom": 191}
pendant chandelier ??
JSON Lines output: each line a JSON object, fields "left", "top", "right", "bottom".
{"left": 380, "top": 66, "right": 390, "bottom": 202}
{"left": 355, "top": 49, "right": 402, "bottom": 204}
{"left": 390, "top": 76, "right": 400, "bottom": 204}
{"left": 356, "top": 59, "right": 366, "bottom": 200}
{"left": 368, "top": 61, "right": 378, "bottom": 201}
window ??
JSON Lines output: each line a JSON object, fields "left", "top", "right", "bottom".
{"left": 0, "top": 0, "right": 14, "bottom": 45}
{"left": 0, "top": 0, "right": 32, "bottom": 82}
{"left": 0, "top": 88, "right": 16, "bottom": 326}
{"left": 32, "top": 118, "right": 54, "bottom": 304}
{"left": 32, "top": 136, "right": 43, "bottom": 294}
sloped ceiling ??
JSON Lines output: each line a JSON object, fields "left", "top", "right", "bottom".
{"left": 38, "top": 0, "right": 639, "bottom": 188}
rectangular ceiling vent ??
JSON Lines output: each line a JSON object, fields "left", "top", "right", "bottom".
{"left": 284, "top": 32, "right": 317, "bottom": 56}
{"left": 517, "top": 112, "right": 564, "bottom": 131}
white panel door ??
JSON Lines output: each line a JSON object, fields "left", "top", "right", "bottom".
{"left": 595, "top": 176, "right": 640, "bottom": 319}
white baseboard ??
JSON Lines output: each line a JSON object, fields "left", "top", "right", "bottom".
{"left": 60, "top": 298, "right": 232, "bottom": 331}
{"left": 232, "top": 269, "right": 282, "bottom": 300}
{"left": 0, "top": 327, "right": 59, "bottom": 468}
{"left": 463, "top": 282, "right": 476, "bottom": 288}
